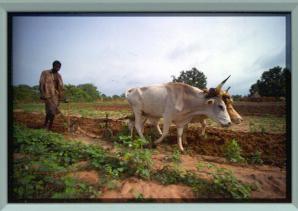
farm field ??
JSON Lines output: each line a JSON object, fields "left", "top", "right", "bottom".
{"left": 11, "top": 100, "right": 288, "bottom": 201}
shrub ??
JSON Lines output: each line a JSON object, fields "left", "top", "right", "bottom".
{"left": 223, "top": 139, "right": 246, "bottom": 163}
{"left": 210, "top": 167, "right": 252, "bottom": 199}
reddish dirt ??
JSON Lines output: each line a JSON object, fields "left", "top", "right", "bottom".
{"left": 70, "top": 101, "right": 286, "bottom": 117}
{"left": 178, "top": 154, "right": 286, "bottom": 199}
{"left": 93, "top": 101, "right": 286, "bottom": 117}
{"left": 166, "top": 127, "right": 286, "bottom": 167}
{"left": 142, "top": 151, "right": 286, "bottom": 199}
{"left": 233, "top": 101, "right": 286, "bottom": 117}
{"left": 95, "top": 105, "right": 131, "bottom": 111}
{"left": 99, "top": 177, "right": 195, "bottom": 202}
{"left": 68, "top": 170, "right": 100, "bottom": 185}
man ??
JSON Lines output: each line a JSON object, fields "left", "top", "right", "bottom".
{"left": 39, "top": 60, "right": 67, "bottom": 130}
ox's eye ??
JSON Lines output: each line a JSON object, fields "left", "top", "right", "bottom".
{"left": 218, "top": 105, "right": 224, "bottom": 111}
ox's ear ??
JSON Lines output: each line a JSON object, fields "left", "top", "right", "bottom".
{"left": 205, "top": 98, "right": 215, "bottom": 105}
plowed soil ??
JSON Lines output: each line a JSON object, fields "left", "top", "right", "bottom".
{"left": 233, "top": 102, "right": 285, "bottom": 117}
{"left": 13, "top": 111, "right": 287, "bottom": 167}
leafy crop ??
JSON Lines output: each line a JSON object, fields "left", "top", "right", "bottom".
{"left": 51, "top": 176, "right": 98, "bottom": 199}
{"left": 12, "top": 125, "right": 155, "bottom": 200}
{"left": 248, "top": 150, "right": 264, "bottom": 165}
{"left": 12, "top": 124, "right": 252, "bottom": 200}
{"left": 172, "top": 147, "right": 181, "bottom": 164}
{"left": 115, "top": 135, "right": 153, "bottom": 179}
{"left": 223, "top": 139, "right": 246, "bottom": 163}
{"left": 210, "top": 166, "right": 251, "bottom": 199}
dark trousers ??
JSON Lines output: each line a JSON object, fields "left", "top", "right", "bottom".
{"left": 44, "top": 97, "right": 60, "bottom": 130}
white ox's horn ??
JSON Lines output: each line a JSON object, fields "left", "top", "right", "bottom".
{"left": 216, "top": 75, "right": 231, "bottom": 94}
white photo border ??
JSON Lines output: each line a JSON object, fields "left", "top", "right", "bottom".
{"left": 1, "top": 0, "right": 297, "bottom": 210}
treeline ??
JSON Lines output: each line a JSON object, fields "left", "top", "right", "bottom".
{"left": 171, "top": 66, "right": 290, "bottom": 98}
{"left": 249, "top": 66, "right": 290, "bottom": 97}
{"left": 13, "top": 66, "right": 290, "bottom": 103}
{"left": 13, "top": 83, "right": 125, "bottom": 103}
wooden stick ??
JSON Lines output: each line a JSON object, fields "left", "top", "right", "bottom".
{"left": 67, "top": 102, "right": 70, "bottom": 132}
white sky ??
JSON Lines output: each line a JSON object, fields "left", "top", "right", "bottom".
{"left": 13, "top": 15, "right": 286, "bottom": 96}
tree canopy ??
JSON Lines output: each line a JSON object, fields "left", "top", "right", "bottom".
{"left": 13, "top": 83, "right": 103, "bottom": 103}
{"left": 172, "top": 67, "right": 207, "bottom": 89}
{"left": 249, "top": 66, "right": 290, "bottom": 97}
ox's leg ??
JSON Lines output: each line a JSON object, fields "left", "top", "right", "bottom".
{"left": 128, "top": 119, "right": 135, "bottom": 138}
{"left": 200, "top": 119, "right": 207, "bottom": 136}
{"left": 133, "top": 109, "right": 146, "bottom": 140}
{"left": 182, "top": 124, "right": 188, "bottom": 145}
{"left": 141, "top": 116, "right": 147, "bottom": 133}
{"left": 177, "top": 127, "right": 185, "bottom": 152}
{"left": 154, "top": 117, "right": 171, "bottom": 145}
{"left": 155, "top": 123, "right": 163, "bottom": 135}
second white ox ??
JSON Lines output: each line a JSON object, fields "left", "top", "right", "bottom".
{"left": 125, "top": 76, "right": 232, "bottom": 151}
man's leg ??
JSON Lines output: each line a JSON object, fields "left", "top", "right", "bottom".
{"left": 47, "top": 113, "right": 55, "bottom": 130}
{"left": 45, "top": 98, "right": 58, "bottom": 130}
{"left": 44, "top": 114, "right": 49, "bottom": 128}
{"left": 44, "top": 101, "right": 50, "bottom": 128}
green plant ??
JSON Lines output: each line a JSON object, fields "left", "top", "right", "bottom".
{"left": 209, "top": 167, "right": 252, "bottom": 199}
{"left": 249, "top": 150, "right": 264, "bottom": 165}
{"left": 249, "top": 121, "right": 257, "bottom": 133}
{"left": 116, "top": 135, "right": 148, "bottom": 149}
{"left": 196, "top": 162, "right": 206, "bottom": 171}
{"left": 52, "top": 176, "right": 98, "bottom": 199}
{"left": 122, "top": 149, "right": 152, "bottom": 179}
{"left": 134, "top": 192, "right": 145, "bottom": 201}
{"left": 12, "top": 124, "right": 114, "bottom": 199}
{"left": 260, "top": 126, "right": 266, "bottom": 133}
{"left": 223, "top": 139, "right": 246, "bottom": 163}
{"left": 152, "top": 165, "right": 209, "bottom": 197}
{"left": 172, "top": 147, "right": 181, "bottom": 164}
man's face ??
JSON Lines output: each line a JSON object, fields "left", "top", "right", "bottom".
{"left": 52, "top": 64, "right": 61, "bottom": 72}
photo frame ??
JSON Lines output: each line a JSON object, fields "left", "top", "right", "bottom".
{"left": 1, "top": 0, "right": 298, "bottom": 210}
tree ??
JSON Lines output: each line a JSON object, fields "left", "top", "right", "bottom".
{"left": 249, "top": 82, "right": 259, "bottom": 97}
{"left": 13, "top": 84, "right": 39, "bottom": 102}
{"left": 64, "top": 84, "right": 93, "bottom": 102}
{"left": 77, "top": 83, "right": 101, "bottom": 100}
{"left": 171, "top": 67, "right": 207, "bottom": 89}
{"left": 249, "top": 66, "right": 290, "bottom": 97}
{"left": 112, "top": 95, "right": 121, "bottom": 99}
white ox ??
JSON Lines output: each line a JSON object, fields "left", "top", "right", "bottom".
{"left": 128, "top": 86, "right": 243, "bottom": 144}
{"left": 125, "top": 76, "right": 232, "bottom": 151}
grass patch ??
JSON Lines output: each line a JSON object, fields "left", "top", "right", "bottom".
{"left": 13, "top": 102, "right": 131, "bottom": 119}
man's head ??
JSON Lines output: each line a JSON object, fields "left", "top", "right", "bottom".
{"left": 52, "top": 60, "right": 61, "bottom": 73}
